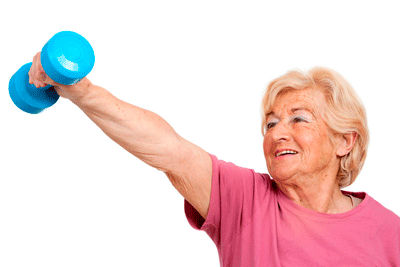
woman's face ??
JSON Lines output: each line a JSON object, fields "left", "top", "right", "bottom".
{"left": 263, "top": 88, "right": 341, "bottom": 183}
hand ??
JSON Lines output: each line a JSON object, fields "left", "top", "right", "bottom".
{"left": 28, "top": 52, "right": 92, "bottom": 102}
{"left": 28, "top": 52, "right": 57, "bottom": 88}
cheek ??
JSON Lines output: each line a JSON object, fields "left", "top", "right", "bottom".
{"left": 263, "top": 136, "right": 274, "bottom": 167}
{"left": 262, "top": 136, "right": 269, "bottom": 156}
{"left": 263, "top": 135, "right": 274, "bottom": 154}
{"left": 294, "top": 125, "right": 323, "bottom": 154}
{"left": 294, "top": 124, "right": 315, "bottom": 141}
{"left": 295, "top": 125, "right": 333, "bottom": 158}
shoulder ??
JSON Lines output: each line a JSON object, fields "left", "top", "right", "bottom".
{"left": 212, "top": 155, "right": 272, "bottom": 188}
{"left": 368, "top": 194, "right": 400, "bottom": 228}
{"left": 344, "top": 191, "right": 400, "bottom": 226}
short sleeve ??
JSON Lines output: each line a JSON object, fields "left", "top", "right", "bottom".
{"left": 184, "top": 154, "right": 272, "bottom": 248}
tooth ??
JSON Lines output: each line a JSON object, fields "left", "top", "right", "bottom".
{"left": 277, "top": 150, "right": 297, "bottom": 157}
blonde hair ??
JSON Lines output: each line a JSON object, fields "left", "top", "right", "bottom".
{"left": 261, "top": 67, "right": 369, "bottom": 188}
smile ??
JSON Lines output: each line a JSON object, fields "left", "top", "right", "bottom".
{"left": 275, "top": 150, "right": 298, "bottom": 157}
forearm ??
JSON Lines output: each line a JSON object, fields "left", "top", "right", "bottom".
{"left": 71, "top": 83, "right": 180, "bottom": 171}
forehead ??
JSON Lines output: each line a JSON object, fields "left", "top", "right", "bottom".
{"left": 269, "top": 89, "right": 325, "bottom": 115}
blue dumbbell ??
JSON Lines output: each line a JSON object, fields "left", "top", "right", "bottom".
{"left": 9, "top": 31, "right": 95, "bottom": 114}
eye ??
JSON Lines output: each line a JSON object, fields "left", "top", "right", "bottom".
{"left": 293, "top": 116, "right": 307, "bottom": 123}
{"left": 266, "top": 122, "right": 277, "bottom": 130}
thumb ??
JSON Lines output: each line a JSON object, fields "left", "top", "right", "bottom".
{"left": 40, "top": 72, "right": 48, "bottom": 82}
{"left": 41, "top": 71, "right": 58, "bottom": 87}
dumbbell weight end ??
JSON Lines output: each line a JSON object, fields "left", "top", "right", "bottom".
{"left": 9, "top": 62, "right": 59, "bottom": 114}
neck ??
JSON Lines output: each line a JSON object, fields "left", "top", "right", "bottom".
{"left": 274, "top": 176, "right": 353, "bottom": 214}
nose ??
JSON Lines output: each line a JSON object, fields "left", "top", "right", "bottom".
{"left": 270, "top": 121, "right": 291, "bottom": 142}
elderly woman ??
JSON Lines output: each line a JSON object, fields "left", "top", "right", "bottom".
{"left": 29, "top": 53, "right": 400, "bottom": 266}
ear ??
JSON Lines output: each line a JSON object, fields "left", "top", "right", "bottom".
{"left": 336, "top": 132, "right": 358, "bottom": 157}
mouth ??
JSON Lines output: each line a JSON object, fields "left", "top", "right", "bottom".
{"left": 275, "top": 149, "right": 298, "bottom": 158}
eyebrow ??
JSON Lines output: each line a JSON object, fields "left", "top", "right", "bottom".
{"left": 266, "top": 106, "right": 315, "bottom": 118}
{"left": 291, "top": 107, "right": 315, "bottom": 114}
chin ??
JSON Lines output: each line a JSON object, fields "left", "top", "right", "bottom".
{"left": 269, "top": 168, "right": 296, "bottom": 183}
{"left": 267, "top": 158, "right": 294, "bottom": 175}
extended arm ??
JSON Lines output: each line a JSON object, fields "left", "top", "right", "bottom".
{"left": 29, "top": 53, "right": 212, "bottom": 219}
{"left": 73, "top": 83, "right": 182, "bottom": 171}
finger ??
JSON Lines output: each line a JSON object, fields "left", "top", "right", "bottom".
{"left": 37, "top": 79, "right": 46, "bottom": 87}
{"left": 34, "top": 78, "right": 41, "bottom": 88}
{"left": 37, "top": 71, "right": 46, "bottom": 82}
{"left": 41, "top": 72, "right": 53, "bottom": 86}
{"left": 32, "top": 52, "right": 40, "bottom": 65}
{"left": 35, "top": 81, "right": 47, "bottom": 88}
{"left": 30, "top": 52, "right": 56, "bottom": 88}
{"left": 28, "top": 70, "right": 33, "bottom": 84}
{"left": 35, "top": 54, "right": 46, "bottom": 74}
{"left": 37, "top": 74, "right": 48, "bottom": 88}
{"left": 28, "top": 62, "right": 36, "bottom": 84}
{"left": 32, "top": 52, "right": 41, "bottom": 77}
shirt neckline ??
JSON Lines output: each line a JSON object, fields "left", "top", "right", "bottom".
{"left": 275, "top": 187, "right": 370, "bottom": 221}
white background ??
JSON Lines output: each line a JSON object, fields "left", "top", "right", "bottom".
{"left": 1, "top": 1, "right": 399, "bottom": 266}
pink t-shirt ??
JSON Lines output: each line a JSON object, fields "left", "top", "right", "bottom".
{"left": 184, "top": 154, "right": 400, "bottom": 266}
